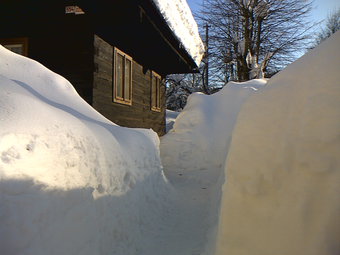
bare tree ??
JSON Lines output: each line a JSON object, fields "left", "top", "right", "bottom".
{"left": 198, "top": 0, "right": 314, "bottom": 83}
{"left": 165, "top": 73, "right": 204, "bottom": 111}
{"left": 309, "top": 8, "right": 340, "bottom": 49}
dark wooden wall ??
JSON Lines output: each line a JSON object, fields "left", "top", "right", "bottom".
{"left": 0, "top": 0, "right": 94, "bottom": 104}
{"left": 29, "top": 16, "right": 94, "bottom": 104}
{"left": 93, "top": 35, "right": 165, "bottom": 136}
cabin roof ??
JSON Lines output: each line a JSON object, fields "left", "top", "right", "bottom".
{"left": 0, "top": 0, "right": 204, "bottom": 75}
{"left": 74, "top": 0, "right": 203, "bottom": 74}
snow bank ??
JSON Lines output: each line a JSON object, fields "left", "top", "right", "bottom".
{"left": 161, "top": 79, "right": 267, "bottom": 174}
{"left": 0, "top": 46, "right": 173, "bottom": 255}
{"left": 151, "top": 0, "right": 205, "bottom": 66}
{"left": 161, "top": 79, "right": 266, "bottom": 254}
{"left": 215, "top": 32, "right": 340, "bottom": 255}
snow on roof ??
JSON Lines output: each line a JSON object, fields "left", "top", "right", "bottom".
{"left": 151, "top": 0, "right": 205, "bottom": 67}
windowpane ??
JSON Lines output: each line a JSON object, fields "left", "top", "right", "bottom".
{"left": 151, "top": 75, "right": 157, "bottom": 108}
{"left": 124, "top": 59, "right": 132, "bottom": 100}
{"left": 151, "top": 72, "right": 161, "bottom": 111}
{"left": 113, "top": 48, "right": 133, "bottom": 105}
{"left": 0, "top": 38, "right": 28, "bottom": 56}
{"left": 116, "top": 53, "right": 124, "bottom": 98}
{"left": 156, "top": 79, "right": 160, "bottom": 108}
{"left": 4, "top": 44, "right": 24, "bottom": 55}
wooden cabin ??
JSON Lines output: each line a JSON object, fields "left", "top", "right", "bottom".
{"left": 0, "top": 0, "right": 201, "bottom": 136}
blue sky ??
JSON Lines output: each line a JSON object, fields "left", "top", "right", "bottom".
{"left": 187, "top": 0, "right": 339, "bottom": 26}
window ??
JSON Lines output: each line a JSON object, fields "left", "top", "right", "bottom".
{"left": 113, "top": 48, "right": 132, "bottom": 105}
{"left": 0, "top": 37, "right": 28, "bottom": 56}
{"left": 151, "top": 71, "right": 161, "bottom": 112}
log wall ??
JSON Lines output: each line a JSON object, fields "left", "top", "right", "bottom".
{"left": 92, "top": 35, "right": 165, "bottom": 136}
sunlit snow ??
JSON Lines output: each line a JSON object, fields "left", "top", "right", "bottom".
{"left": 1, "top": 31, "right": 339, "bottom": 255}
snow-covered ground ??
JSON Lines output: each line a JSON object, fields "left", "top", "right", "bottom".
{"left": 162, "top": 31, "right": 340, "bottom": 255}
{"left": 215, "top": 31, "right": 340, "bottom": 255}
{"left": 0, "top": 43, "right": 264, "bottom": 254}
{"left": 1, "top": 31, "right": 339, "bottom": 255}
{"left": 161, "top": 79, "right": 267, "bottom": 254}
{"left": 0, "top": 46, "right": 175, "bottom": 255}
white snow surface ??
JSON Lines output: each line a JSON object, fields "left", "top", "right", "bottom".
{"left": 151, "top": 0, "right": 205, "bottom": 66}
{"left": 215, "top": 31, "right": 340, "bottom": 255}
{"left": 1, "top": 30, "right": 339, "bottom": 255}
{"left": 161, "top": 79, "right": 267, "bottom": 254}
{"left": 161, "top": 32, "right": 340, "bottom": 255}
{"left": 162, "top": 79, "right": 266, "bottom": 172}
{"left": 0, "top": 46, "right": 175, "bottom": 255}
{"left": 0, "top": 42, "right": 267, "bottom": 254}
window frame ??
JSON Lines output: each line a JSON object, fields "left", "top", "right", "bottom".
{"left": 113, "top": 47, "right": 133, "bottom": 105}
{"left": 151, "top": 71, "right": 162, "bottom": 112}
{"left": 0, "top": 37, "right": 28, "bottom": 56}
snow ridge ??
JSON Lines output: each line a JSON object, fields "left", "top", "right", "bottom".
{"left": 215, "top": 31, "right": 340, "bottom": 255}
{"left": 0, "top": 45, "right": 173, "bottom": 255}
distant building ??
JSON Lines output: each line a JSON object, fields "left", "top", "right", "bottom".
{"left": 0, "top": 0, "right": 204, "bottom": 136}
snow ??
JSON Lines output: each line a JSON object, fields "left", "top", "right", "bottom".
{"left": 215, "top": 31, "right": 340, "bottom": 255}
{"left": 161, "top": 31, "right": 339, "bottom": 255}
{"left": 161, "top": 79, "right": 267, "bottom": 253}
{"left": 0, "top": 46, "right": 174, "bottom": 255}
{"left": 162, "top": 79, "right": 267, "bottom": 172}
{"left": 151, "top": 0, "right": 205, "bottom": 66}
{"left": 0, "top": 42, "right": 267, "bottom": 254}
{"left": 1, "top": 28, "right": 339, "bottom": 255}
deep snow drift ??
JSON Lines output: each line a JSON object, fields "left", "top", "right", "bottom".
{"left": 215, "top": 31, "right": 340, "bottom": 255}
{"left": 1, "top": 31, "right": 339, "bottom": 255}
{"left": 0, "top": 46, "right": 174, "bottom": 255}
{"left": 0, "top": 42, "right": 267, "bottom": 255}
{"left": 161, "top": 79, "right": 267, "bottom": 254}
{"left": 162, "top": 79, "right": 267, "bottom": 172}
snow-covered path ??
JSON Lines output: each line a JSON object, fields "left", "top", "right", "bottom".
{"left": 159, "top": 166, "right": 221, "bottom": 255}
{"left": 159, "top": 80, "right": 266, "bottom": 254}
